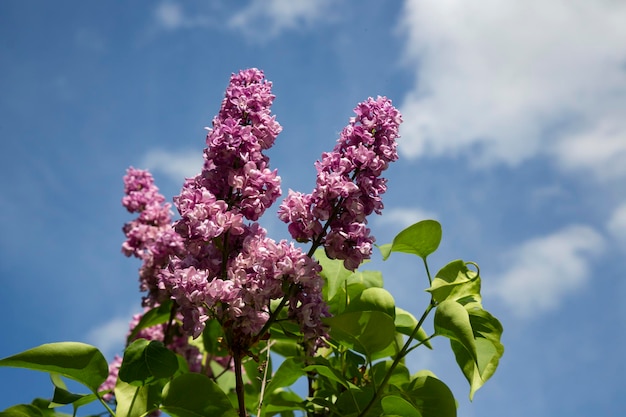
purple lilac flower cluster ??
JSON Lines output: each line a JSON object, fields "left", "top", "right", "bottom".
{"left": 152, "top": 69, "right": 329, "bottom": 350}
{"left": 278, "top": 96, "right": 402, "bottom": 270}
{"left": 122, "top": 168, "right": 183, "bottom": 305}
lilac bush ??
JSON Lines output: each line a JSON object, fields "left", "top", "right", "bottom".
{"left": 0, "top": 68, "right": 503, "bottom": 417}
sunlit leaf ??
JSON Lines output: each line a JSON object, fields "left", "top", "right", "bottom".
{"left": 403, "top": 374, "right": 456, "bottom": 417}
{"left": 161, "top": 373, "right": 238, "bottom": 417}
{"left": 325, "top": 311, "right": 396, "bottom": 357}
{"left": 48, "top": 373, "right": 98, "bottom": 409}
{"left": 0, "top": 342, "right": 108, "bottom": 392}
{"left": 264, "top": 357, "right": 305, "bottom": 400}
{"left": 381, "top": 220, "right": 442, "bottom": 260}
{"left": 395, "top": 308, "right": 432, "bottom": 349}
{"left": 304, "top": 364, "right": 356, "bottom": 389}
{"left": 335, "top": 386, "right": 376, "bottom": 417}
{"left": 381, "top": 395, "right": 422, "bottom": 417}
{"left": 371, "top": 361, "right": 410, "bottom": 388}
{"left": 351, "top": 270, "right": 384, "bottom": 289}
{"left": 345, "top": 287, "right": 396, "bottom": 318}
{"left": 127, "top": 300, "right": 173, "bottom": 343}
{"left": 434, "top": 301, "right": 477, "bottom": 363}
{"left": 263, "top": 390, "right": 304, "bottom": 414}
{"left": 0, "top": 404, "right": 45, "bottom": 417}
{"left": 118, "top": 339, "right": 179, "bottom": 386}
{"left": 427, "top": 260, "right": 481, "bottom": 304}
{"left": 30, "top": 399, "right": 72, "bottom": 417}
{"left": 114, "top": 379, "right": 163, "bottom": 417}
{"left": 316, "top": 248, "right": 354, "bottom": 302}
{"left": 450, "top": 309, "right": 504, "bottom": 400}
{"left": 202, "top": 318, "right": 229, "bottom": 357}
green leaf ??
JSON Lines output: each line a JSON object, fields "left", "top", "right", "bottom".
{"left": 268, "top": 336, "right": 303, "bottom": 358}
{"left": 381, "top": 220, "right": 442, "bottom": 260}
{"left": 48, "top": 374, "right": 98, "bottom": 408}
{"left": 450, "top": 309, "right": 504, "bottom": 400}
{"left": 403, "top": 374, "right": 456, "bottom": 417}
{"left": 371, "top": 361, "right": 410, "bottom": 388}
{"left": 207, "top": 360, "right": 236, "bottom": 395}
{"left": 325, "top": 311, "right": 396, "bottom": 357}
{"left": 202, "top": 318, "right": 229, "bottom": 357}
{"left": 335, "top": 386, "right": 376, "bottom": 416}
{"left": 395, "top": 308, "right": 432, "bottom": 349}
{"left": 0, "top": 404, "right": 45, "bottom": 417}
{"left": 242, "top": 355, "right": 263, "bottom": 392}
{"left": 127, "top": 300, "right": 173, "bottom": 343}
{"left": 434, "top": 301, "right": 477, "bottom": 363}
{"left": 381, "top": 395, "right": 422, "bottom": 417}
{"left": 114, "top": 379, "right": 163, "bottom": 417}
{"left": 304, "top": 364, "right": 355, "bottom": 389}
{"left": 31, "top": 399, "right": 72, "bottom": 417}
{"left": 427, "top": 260, "right": 481, "bottom": 304}
{"left": 0, "top": 342, "right": 108, "bottom": 392}
{"left": 118, "top": 339, "right": 179, "bottom": 386}
{"left": 264, "top": 358, "right": 306, "bottom": 399}
{"left": 263, "top": 390, "right": 304, "bottom": 414}
{"left": 350, "top": 270, "right": 384, "bottom": 289}
{"left": 161, "top": 373, "right": 238, "bottom": 417}
{"left": 316, "top": 248, "right": 354, "bottom": 302}
{"left": 345, "top": 287, "right": 396, "bottom": 318}
{"left": 377, "top": 243, "right": 392, "bottom": 260}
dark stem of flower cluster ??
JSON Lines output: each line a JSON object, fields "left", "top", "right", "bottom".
{"left": 163, "top": 300, "right": 178, "bottom": 346}
{"left": 233, "top": 349, "right": 248, "bottom": 417}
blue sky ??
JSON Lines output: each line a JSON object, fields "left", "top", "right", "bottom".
{"left": 1, "top": 1, "right": 625, "bottom": 416}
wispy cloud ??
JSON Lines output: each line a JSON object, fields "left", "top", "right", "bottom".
{"left": 488, "top": 225, "right": 604, "bottom": 318}
{"left": 228, "top": 0, "right": 337, "bottom": 40}
{"left": 607, "top": 202, "right": 626, "bottom": 245}
{"left": 153, "top": 1, "right": 213, "bottom": 31}
{"left": 86, "top": 315, "right": 133, "bottom": 360}
{"left": 398, "top": 0, "right": 626, "bottom": 179}
{"left": 376, "top": 207, "right": 438, "bottom": 229}
{"left": 141, "top": 149, "right": 204, "bottom": 183}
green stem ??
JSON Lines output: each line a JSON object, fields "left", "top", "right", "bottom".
{"left": 356, "top": 298, "right": 436, "bottom": 417}
{"left": 95, "top": 393, "right": 116, "bottom": 417}
{"left": 423, "top": 257, "right": 433, "bottom": 286}
{"left": 256, "top": 340, "right": 273, "bottom": 417}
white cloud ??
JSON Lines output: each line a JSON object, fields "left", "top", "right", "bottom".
{"left": 376, "top": 207, "right": 438, "bottom": 229}
{"left": 153, "top": 1, "right": 213, "bottom": 31}
{"left": 141, "top": 149, "right": 204, "bottom": 183}
{"left": 489, "top": 225, "right": 604, "bottom": 318}
{"left": 228, "top": 0, "right": 337, "bottom": 40}
{"left": 86, "top": 316, "right": 132, "bottom": 360}
{"left": 398, "top": 0, "right": 626, "bottom": 178}
{"left": 552, "top": 118, "right": 626, "bottom": 180}
{"left": 607, "top": 203, "right": 626, "bottom": 244}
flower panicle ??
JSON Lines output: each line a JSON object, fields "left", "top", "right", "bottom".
{"left": 154, "top": 69, "right": 329, "bottom": 350}
{"left": 121, "top": 167, "right": 183, "bottom": 305}
{"left": 278, "top": 96, "right": 402, "bottom": 270}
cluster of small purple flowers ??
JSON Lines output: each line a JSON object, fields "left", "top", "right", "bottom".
{"left": 149, "top": 69, "right": 329, "bottom": 351}
{"left": 278, "top": 96, "right": 402, "bottom": 270}
{"left": 114, "top": 70, "right": 402, "bottom": 380}
{"left": 122, "top": 168, "right": 183, "bottom": 305}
